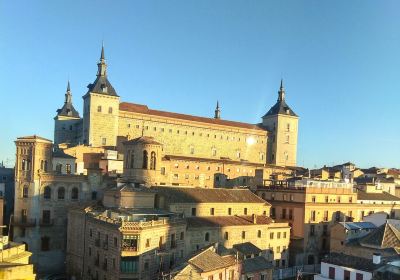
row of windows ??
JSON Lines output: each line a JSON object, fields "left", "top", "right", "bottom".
{"left": 172, "top": 164, "right": 255, "bottom": 174}
{"left": 311, "top": 195, "right": 353, "bottom": 203}
{"left": 39, "top": 186, "right": 79, "bottom": 200}
{"left": 126, "top": 124, "right": 266, "bottom": 144}
{"left": 97, "top": 106, "right": 113, "bottom": 114}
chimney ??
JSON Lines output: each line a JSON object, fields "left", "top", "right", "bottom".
{"left": 252, "top": 214, "right": 257, "bottom": 224}
{"left": 373, "top": 253, "right": 381, "bottom": 264}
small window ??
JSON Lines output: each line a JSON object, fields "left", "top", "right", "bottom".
{"left": 41, "top": 236, "right": 50, "bottom": 251}
{"left": 224, "top": 232, "right": 229, "bottom": 240}
{"left": 244, "top": 208, "right": 248, "bottom": 215}
{"left": 43, "top": 186, "right": 51, "bottom": 199}
{"left": 108, "top": 107, "right": 113, "bottom": 114}
{"left": 97, "top": 106, "right": 102, "bottom": 112}
{"left": 57, "top": 187, "right": 65, "bottom": 200}
{"left": 242, "top": 231, "right": 246, "bottom": 239}
{"left": 210, "top": 208, "right": 215, "bottom": 215}
{"left": 258, "top": 230, "right": 262, "bottom": 238}
{"left": 66, "top": 164, "right": 71, "bottom": 174}
{"left": 91, "top": 191, "right": 97, "bottom": 200}
{"left": 205, "top": 232, "right": 210, "bottom": 242}
{"left": 191, "top": 208, "right": 196, "bottom": 216}
{"left": 22, "top": 186, "right": 28, "bottom": 198}
{"left": 71, "top": 187, "right": 79, "bottom": 200}
{"left": 228, "top": 208, "right": 232, "bottom": 215}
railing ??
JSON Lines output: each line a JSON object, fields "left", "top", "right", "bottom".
{"left": 39, "top": 218, "right": 54, "bottom": 226}
{"left": 273, "top": 264, "right": 321, "bottom": 279}
{"left": 11, "top": 217, "right": 36, "bottom": 227}
{"left": 121, "top": 245, "right": 138, "bottom": 252}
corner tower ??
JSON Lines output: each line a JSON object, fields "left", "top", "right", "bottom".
{"left": 54, "top": 81, "right": 82, "bottom": 147}
{"left": 82, "top": 45, "right": 120, "bottom": 147}
{"left": 262, "top": 80, "right": 298, "bottom": 166}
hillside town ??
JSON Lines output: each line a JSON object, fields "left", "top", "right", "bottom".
{"left": 1, "top": 46, "right": 399, "bottom": 280}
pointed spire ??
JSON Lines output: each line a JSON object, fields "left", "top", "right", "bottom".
{"left": 100, "top": 42, "right": 105, "bottom": 61}
{"left": 65, "top": 80, "right": 72, "bottom": 104}
{"left": 214, "top": 101, "right": 221, "bottom": 119}
{"left": 278, "top": 79, "right": 285, "bottom": 102}
{"left": 97, "top": 43, "right": 107, "bottom": 77}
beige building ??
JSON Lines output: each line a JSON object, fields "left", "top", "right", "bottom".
{"left": 172, "top": 245, "right": 241, "bottom": 280}
{"left": 255, "top": 178, "right": 400, "bottom": 266}
{"left": 54, "top": 46, "right": 299, "bottom": 174}
{"left": 66, "top": 182, "right": 290, "bottom": 279}
{"left": 0, "top": 236, "right": 35, "bottom": 280}
{"left": 12, "top": 135, "right": 110, "bottom": 273}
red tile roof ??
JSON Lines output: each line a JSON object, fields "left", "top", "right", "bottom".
{"left": 119, "top": 102, "right": 266, "bottom": 131}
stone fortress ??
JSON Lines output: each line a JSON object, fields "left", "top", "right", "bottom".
{"left": 54, "top": 45, "right": 299, "bottom": 186}
{"left": 13, "top": 46, "right": 298, "bottom": 276}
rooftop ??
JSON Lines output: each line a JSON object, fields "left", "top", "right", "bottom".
{"left": 187, "top": 215, "right": 273, "bottom": 227}
{"left": 152, "top": 186, "right": 269, "bottom": 204}
{"left": 360, "top": 222, "right": 400, "bottom": 249}
{"left": 124, "top": 136, "right": 162, "bottom": 146}
{"left": 120, "top": 102, "right": 266, "bottom": 132}
{"left": 233, "top": 242, "right": 262, "bottom": 256}
{"left": 242, "top": 256, "right": 273, "bottom": 273}
{"left": 338, "top": 222, "right": 377, "bottom": 231}
{"left": 188, "top": 247, "right": 237, "bottom": 272}
{"left": 322, "top": 252, "right": 385, "bottom": 272}
{"left": 357, "top": 190, "right": 400, "bottom": 201}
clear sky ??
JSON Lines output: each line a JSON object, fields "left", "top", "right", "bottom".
{"left": 1, "top": 0, "right": 399, "bottom": 169}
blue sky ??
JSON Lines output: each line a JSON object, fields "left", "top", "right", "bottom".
{"left": 1, "top": 0, "right": 399, "bottom": 168}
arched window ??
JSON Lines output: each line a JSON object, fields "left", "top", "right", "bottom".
{"left": 22, "top": 186, "right": 28, "bottom": 198}
{"left": 150, "top": 152, "right": 156, "bottom": 170}
{"left": 205, "top": 232, "right": 210, "bottom": 242}
{"left": 129, "top": 151, "right": 134, "bottom": 169}
{"left": 43, "top": 186, "right": 51, "bottom": 200}
{"left": 58, "top": 187, "right": 65, "bottom": 200}
{"left": 142, "top": 150, "right": 148, "bottom": 169}
{"left": 71, "top": 187, "right": 79, "bottom": 200}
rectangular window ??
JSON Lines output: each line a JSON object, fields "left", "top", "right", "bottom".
{"left": 66, "top": 163, "right": 71, "bottom": 174}
{"left": 210, "top": 208, "right": 215, "bottom": 215}
{"left": 344, "top": 270, "right": 350, "bottom": 280}
{"left": 277, "top": 232, "right": 281, "bottom": 239}
{"left": 289, "top": 209, "right": 293, "bottom": 220}
{"left": 310, "top": 225, "right": 315, "bottom": 236}
{"left": 356, "top": 273, "right": 363, "bottom": 280}
{"left": 160, "top": 167, "right": 166, "bottom": 175}
{"left": 97, "top": 106, "right": 102, "bottom": 112}
{"left": 270, "top": 232, "right": 274, "bottom": 239}
{"left": 228, "top": 208, "right": 232, "bottom": 215}
{"left": 191, "top": 208, "right": 196, "bottom": 216}
{"left": 329, "top": 267, "right": 335, "bottom": 279}
{"left": 282, "top": 209, "right": 287, "bottom": 219}
{"left": 242, "top": 231, "right": 246, "bottom": 239}
{"left": 102, "top": 138, "right": 107, "bottom": 145}
{"left": 311, "top": 210, "right": 316, "bottom": 222}
{"left": 324, "top": 211, "right": 329, "bottom": 221}
{"left": 244, "top": 208, "right": 248, "bottom": 215}
{"left": 312, "top": 196, "right": 316, "bottom": 203}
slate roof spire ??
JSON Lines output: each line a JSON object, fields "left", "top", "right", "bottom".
{"left": 262, "top": 79, "right": 297, "bottom": 118}
{"left": 278, "top": 79, "right": 285, "bottom": 102}
{"left": 56, "top": 81, "right": 80, "bottom": 118}
{"left": 65, "top": 80, "right": 72, "bottom": 104}
{"left": 86, "top": 44, "right": 118, "bottom": 96}
{"left": 214, "top": 101, "right": 221, "bottom": 119}
{"left": 97, "top": 43, "right": 107, "bottom": 77}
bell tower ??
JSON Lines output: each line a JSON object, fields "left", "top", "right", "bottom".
{"left": 262, "top": 80, "right": 299, "bottom": 166}
{"left": 82, "top": 45, "right": 120, "bottom": 147}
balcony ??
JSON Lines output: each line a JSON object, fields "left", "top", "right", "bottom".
{"left": 39, "top": 218, "right": 54, "bottom": 227}
{"left": 11, "top": 217, "right": 36, "bottom": 227}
